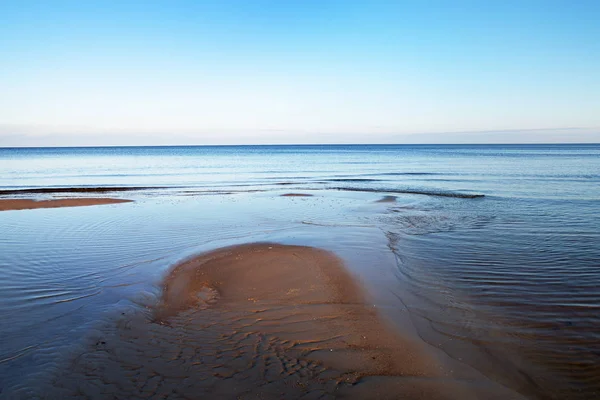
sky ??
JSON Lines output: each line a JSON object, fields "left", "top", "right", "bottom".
{"left": 1, "top": 0, "right": 599, "bottom": 146}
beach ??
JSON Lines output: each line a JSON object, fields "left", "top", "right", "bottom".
{"left": 42, "top": 242, "right": 522, "bottom": 399}
{"left": 1, "top": 145, "right": 599, "bottom": 399}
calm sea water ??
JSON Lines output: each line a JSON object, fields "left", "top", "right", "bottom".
{"left": 1, "top": 144, "right": 599, "bottom": 399}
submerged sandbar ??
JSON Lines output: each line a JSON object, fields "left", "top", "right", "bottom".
{"left": 0, "top": 198, "right": 132, "bottom": 211}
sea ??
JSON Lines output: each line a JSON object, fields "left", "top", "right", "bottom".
{"left": 0, "top": 144, "right": 599, "bottom": 399}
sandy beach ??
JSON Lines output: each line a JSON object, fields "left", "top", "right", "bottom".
{"left": 0, "top": 198, "right": 132, "bottom": 211}
{"left": 44, "top": 243, "right": 523, "bottom": 399}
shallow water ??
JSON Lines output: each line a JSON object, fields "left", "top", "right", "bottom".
{"left": 0, "top": 144, "right": 599, "bottom": 399}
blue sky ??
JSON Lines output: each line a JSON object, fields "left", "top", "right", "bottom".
{"left": 1, "top": 0, "right": 599, "bottom": 145}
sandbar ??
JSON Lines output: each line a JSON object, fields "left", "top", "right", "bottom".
{"left": 0, "top": 198, "right": 132, "bottom": 211}
{"left": 47, "top": 243, "right": 523, "bottom": 399}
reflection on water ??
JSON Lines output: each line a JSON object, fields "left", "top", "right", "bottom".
{"left": 1, "top": 145, "right": 599, "bottom": 399}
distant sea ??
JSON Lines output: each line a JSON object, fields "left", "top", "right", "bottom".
{"left": 1, "top": 144, "right": 599, "bottom": 399}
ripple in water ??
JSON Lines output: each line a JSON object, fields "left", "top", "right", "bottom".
{"left": 382, "top": 198, "right": 600, "bottom": 399}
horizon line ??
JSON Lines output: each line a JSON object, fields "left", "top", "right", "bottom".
{"left": 2, "top": 142, "right": 599, "bottom": 149}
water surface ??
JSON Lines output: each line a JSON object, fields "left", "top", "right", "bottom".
{"left": 0, "top": 144, "right": 599, "bottom": 399}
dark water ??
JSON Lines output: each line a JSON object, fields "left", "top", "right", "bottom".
{"left": 0, "top": 144, "right": 599, "bottom": 399}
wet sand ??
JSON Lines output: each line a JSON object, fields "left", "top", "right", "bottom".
{"left": 0, "top": 198, "right": 132, "bottom": 211}
{"left": 42, "top": 243, "right": 523, "bottom": 399}
{"left": 375, "top": 195, "right": 397, "bottom": 203}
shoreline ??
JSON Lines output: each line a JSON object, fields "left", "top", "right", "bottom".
{"left": 2, "top": 145, "right": 598, "bottom": 399}
{"left": 0, "top": 198, "right": 132, "bottom": 211}
{"left": 46, "top": 242, "right": 523, "bottom": 399}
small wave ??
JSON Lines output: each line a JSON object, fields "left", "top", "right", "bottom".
{"left": 331, "top": 187, "right": 484, "bottom": 199}
{"left": 0, "top": 345, "right": 39, "bottom": 364}
{"left": 326, "top": 178, "right": 383, "bottom": 182}
{"left": 180, "top": 191, "right": 235, "bottom": 196}
{"left": 379, "top": 172, "right": 439, "bottom": 176}
{"left": 0, "top": 186, "right": 171, "bottom": 195}
{"left": 264, "top": 176, "right": 311, "bottom": 180}
{"left": 54, "top": 290, "right": 102, "bottom": 304}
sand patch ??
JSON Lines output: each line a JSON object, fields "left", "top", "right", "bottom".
{"left": 0, "top": 198, "right": 132, "bottom": 211}
{"left": 43, "top": 243, "right": 523, "bottom": 399}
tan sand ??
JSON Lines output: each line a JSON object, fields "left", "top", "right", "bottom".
{"left": 47, "top": 243, "right": 523, "bottom": 399}
{"left": 281, "top": 193, "right": 314, "bottom": 197}
{"left": 0, "top": 198, "right": 132, "bottom": 211}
